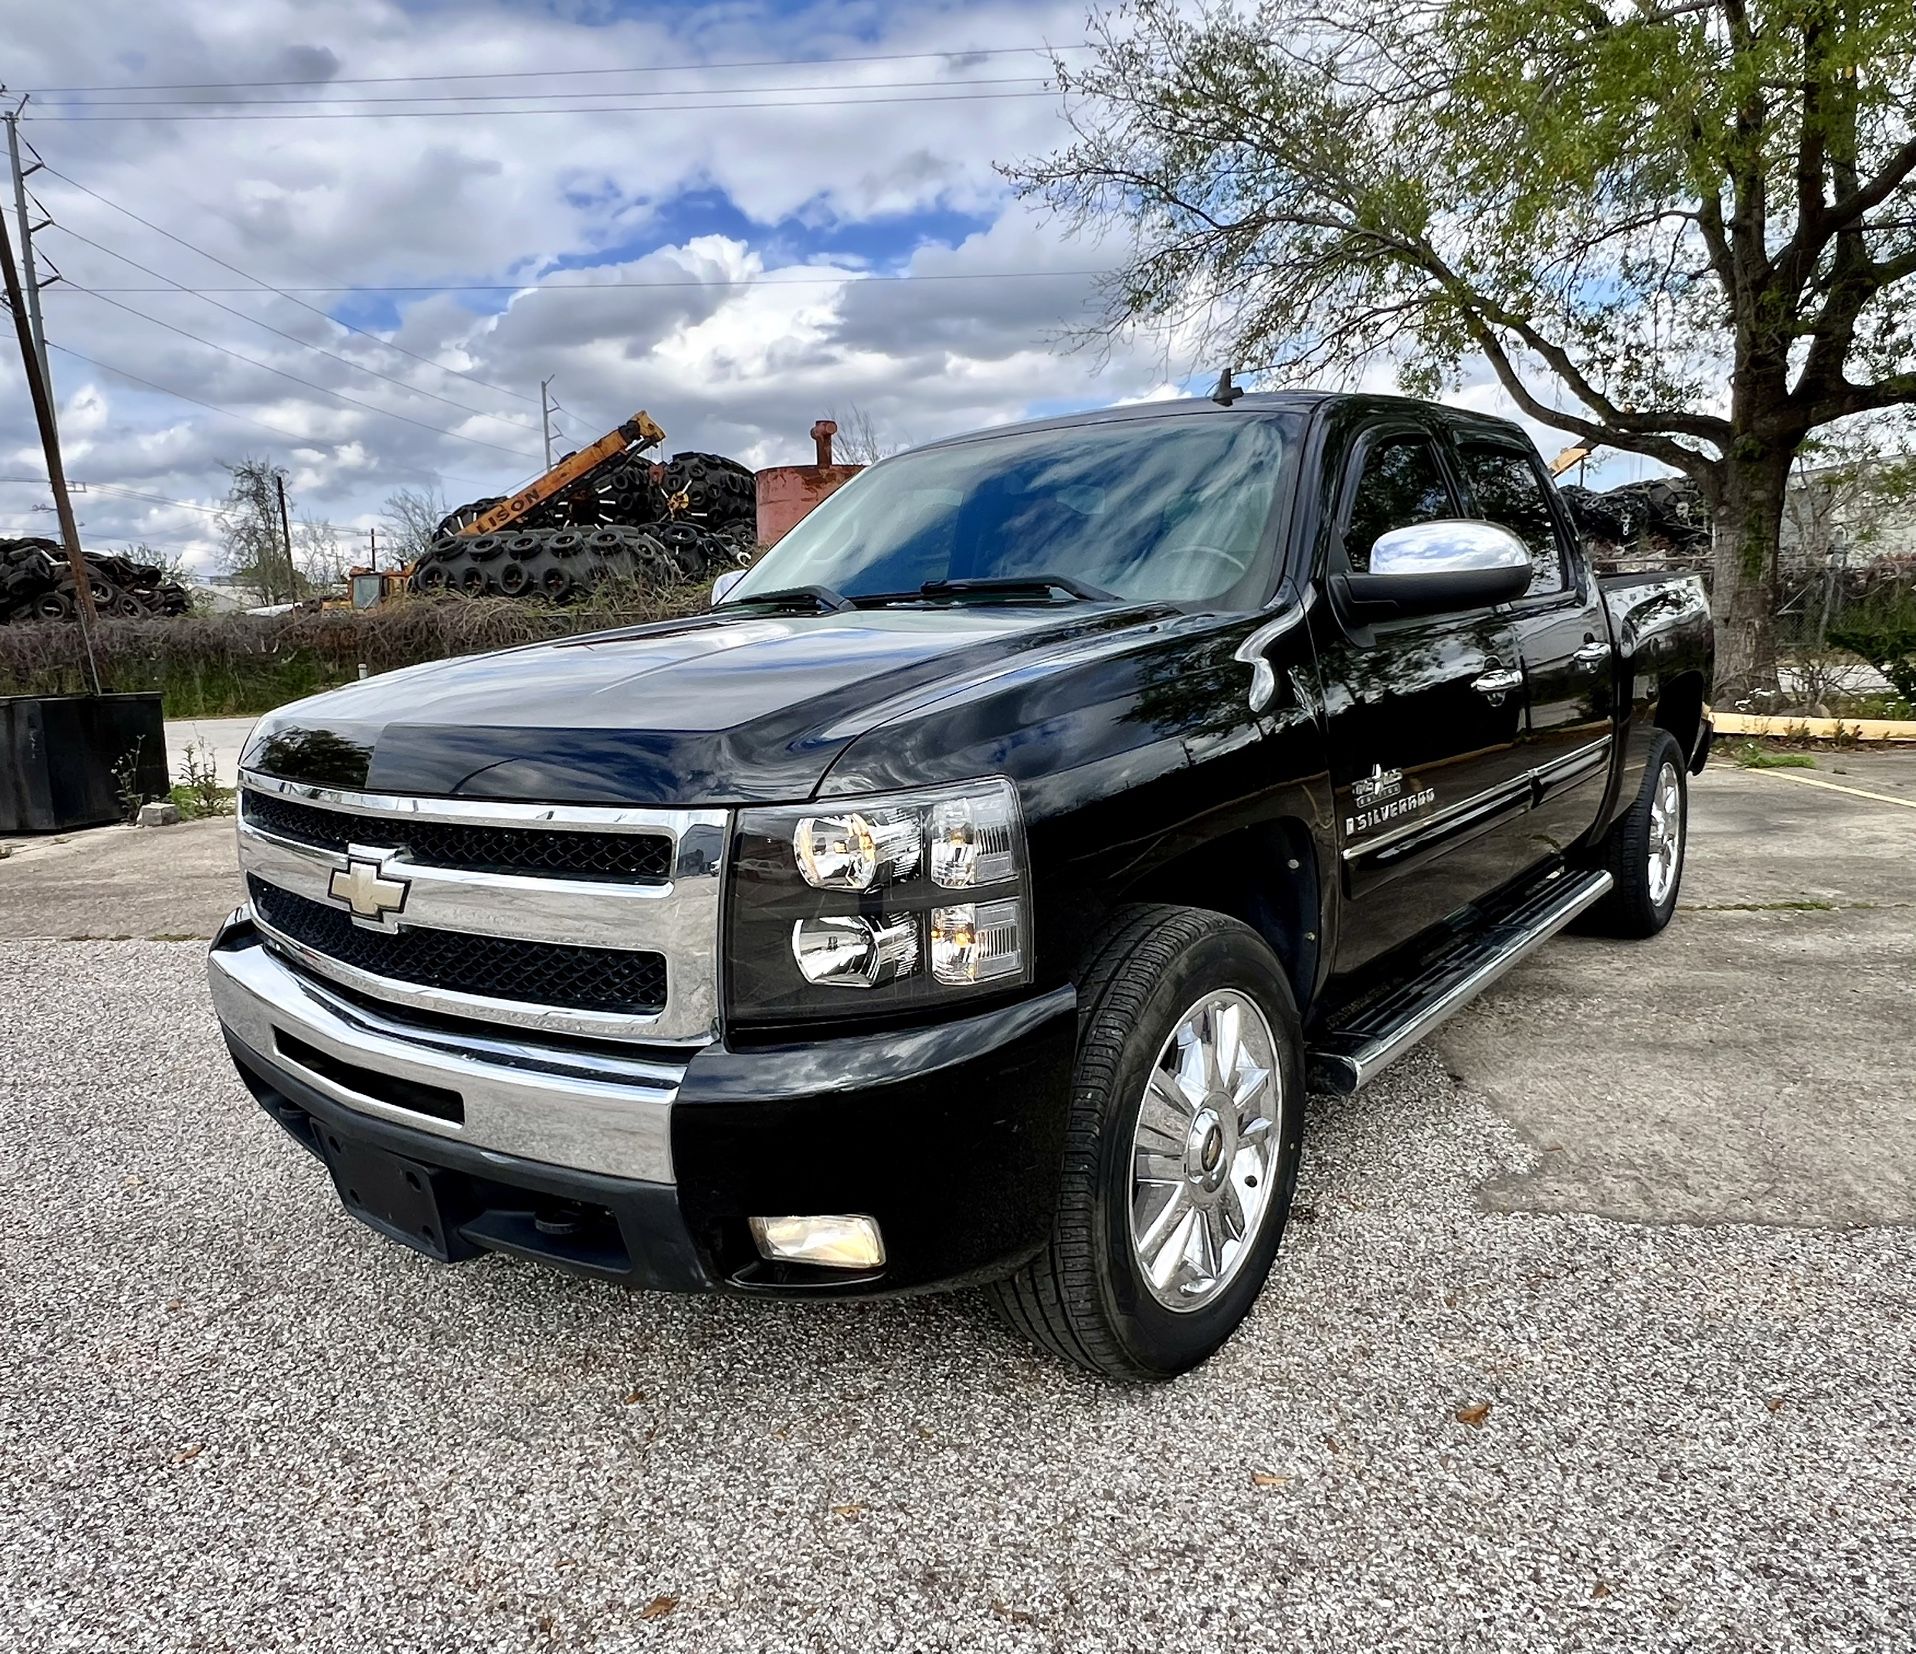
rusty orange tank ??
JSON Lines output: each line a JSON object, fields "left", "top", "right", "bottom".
{"left": 755, "top": 420, "right": 865, "bottom": 546}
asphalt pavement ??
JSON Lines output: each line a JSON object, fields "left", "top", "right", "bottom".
{"left": 2, "top": 754, "right": 1912, "bottom": 1651}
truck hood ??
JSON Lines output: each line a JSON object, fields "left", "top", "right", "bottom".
{"left": 242, "top": 604, "right": 1173, "bottom": 805}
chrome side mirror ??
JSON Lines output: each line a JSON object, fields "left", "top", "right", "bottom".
{"left": 1345, "top": 519, "right": 1533, "bottom": 617}
{"left": 1370, "top": 519, "right": 1533, "bottom": 579}
{"left": 711, "top": 569, "right": 747, "bottom": 605}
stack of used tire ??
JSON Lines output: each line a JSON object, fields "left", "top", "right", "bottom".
{"left": 410, "top": 449, "right": 757, "bottom": 602}
{"left": 1559, "top": 477, "right": 1709, "bottom": 557}
{"left": 1, "top": 537, "right": 192, "bottom": 624}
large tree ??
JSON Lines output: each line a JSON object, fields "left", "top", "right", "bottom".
{"left": 1009, "top": 0, "right": 1916, "bottom": 695}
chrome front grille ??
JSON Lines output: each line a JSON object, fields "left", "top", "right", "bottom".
{"left": 247, "top": 877, "right": 669, "bottom": 1015}
{"left": 241, "top": 787, "right": 675, "bottom": 882}
{"left": 235, "top": 769, "right": 727, "bottom": 1045}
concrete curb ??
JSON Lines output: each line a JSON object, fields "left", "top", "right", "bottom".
{"left": 1714, "top": 711, "right": 1916, "bottom": 742}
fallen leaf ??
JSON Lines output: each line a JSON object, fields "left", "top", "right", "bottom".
{"left": 1592, "top": 1581, "right": 1613, "bottom": 1600}
{"left": 830, "top": 1503, "right": 865, "bottom": 1520}
{"left": 991, "top": 1602, "right": 1036, "bottom": 1625}
{"left": 1456, "top": 1402, "right": 1492, "bottom": 1428}
{"left": 621, "top": 1389, "right": 647, "bottom": 1406}
{"left": 639, "top": 1596, "right": 677, "bottom": 1621}
{"left": 174, "top": 1444, "right": 204, "bottom": 1464}
{"left": 1250, "top": 1471, "right": 1290, "bottom": 1489}
{"left": 1764, "top": 1396, "right": 1785, "bottom": 1414}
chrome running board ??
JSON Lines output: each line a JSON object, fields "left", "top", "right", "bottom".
{"left": 1307, "top": 868, "right": 1614, "bottom": 1094}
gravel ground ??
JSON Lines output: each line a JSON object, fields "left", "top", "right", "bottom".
{"left": 5, "top": 941, "right": 1913, "bottom": 1653}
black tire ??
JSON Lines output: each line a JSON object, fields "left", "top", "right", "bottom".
{"left": 1583, "top": 729, "right": 1688, "bottom": 938}
{"left": 991, "top": 905, "right": 1305, "bottom": 1382}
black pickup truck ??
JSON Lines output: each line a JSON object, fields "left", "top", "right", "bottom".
{"left": 209, "top": 391, "right": 1712, "bottom": 1380}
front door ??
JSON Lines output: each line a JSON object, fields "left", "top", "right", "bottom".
{"left": 1449, "top": 433, "right": 1616, "bottom": 859}
{"left": 1313, "top": 425, "right": 1536, "bottom": 973}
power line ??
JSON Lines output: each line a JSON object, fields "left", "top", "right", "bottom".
{"left": 46, "top": 340, "right": 367, "bottom": 446}
{"left": 36, "top": 348, "right": 510, "bottom": 501}
{"left": 40, "top": 74, "right": 1048, "bottom": 108}
{"left": 40, "top": 162, "right": 540, "bottom": 407}
{"left": 73, "top": 268, "right": 1109, "bottom": 295}
{"left": 77, "top": 482, "right": 232, "bottom": 519}
{"left": 65, "top": 283, "right": 545, "bottom": 460}
{"left": 26, "top": 44, "right": 1087, "bottom": 93}
{"left": 53, "top": 224, "right": 543, "bottom": 433}
{"left": 24, "top": 89, "right": 1055, "bottom": 122}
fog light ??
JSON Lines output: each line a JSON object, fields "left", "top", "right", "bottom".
{"left": 748, "top": 1214, "right": 886, "bottom": 1269}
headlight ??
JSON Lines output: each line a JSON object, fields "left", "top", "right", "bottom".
{"left": 728, "top": 777, "right": 1031, "bottom": 1023}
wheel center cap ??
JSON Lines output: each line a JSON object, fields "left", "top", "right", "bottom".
{"left": 1187, "top": 1105, "right": 1229, "bottom": 1190}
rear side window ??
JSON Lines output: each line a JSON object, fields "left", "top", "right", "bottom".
{"left": 1456, "top": 442, "right": 1567, "bottom": 597}
{"left": 1343, "top": 436, "right": 1454, "bottom": 572}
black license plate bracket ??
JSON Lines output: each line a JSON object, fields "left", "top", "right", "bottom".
{"left": 318, "top": 1132, "right": 476, "bottom": 1262}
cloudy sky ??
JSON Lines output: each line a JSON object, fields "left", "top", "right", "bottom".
{"left": 0, "top": 0, "right": 1638, "bottom": 576}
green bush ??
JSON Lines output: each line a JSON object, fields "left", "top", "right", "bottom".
{"left": 1829, "top": 583, "right": 1916, "bottom": 705}
{"left": 0, "top": 584, "right": 712, "bottom": 718}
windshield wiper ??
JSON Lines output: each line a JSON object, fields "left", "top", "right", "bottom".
{"left": 894, "top": 575, "right": 1120, "bottom": 605}
{"left": 715, "top": 583, "right": 854, "bottom": 614}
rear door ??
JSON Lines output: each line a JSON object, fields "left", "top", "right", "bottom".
{"left": 1449, "top": 433, "right": 1616, "bottom": 857}
{"left": 1312, "top": 421, "right": 1535, "bottom": 971}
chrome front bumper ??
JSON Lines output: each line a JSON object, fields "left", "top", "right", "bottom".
{"left": 208, "top": 916, "right": 683, "bottom": 1183}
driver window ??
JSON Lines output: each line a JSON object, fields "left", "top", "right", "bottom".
{"left": 1343, "top": 435, "right": 1454, "bottom": 572}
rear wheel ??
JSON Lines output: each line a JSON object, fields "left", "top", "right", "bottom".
{"left": 1585, "top": 729, "right": 1688, "bottom": 937}
{"left": 992, "top": 905, "right": 1304, "bottom": 1381}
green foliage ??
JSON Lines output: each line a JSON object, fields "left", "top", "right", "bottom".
{"left": 171, "top": 741, "right": 235, "bottom": 818}
{"left": 110, "top": 738, "right": 148, "bottom": 824}
{"left": 1829, "top": 584, "right": 1916, "bottom": 702}
{"left": 1728, "top": 740, "right": 1817, "bottom": 769}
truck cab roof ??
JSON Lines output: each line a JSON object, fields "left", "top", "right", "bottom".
{"left": 911, "top": 390, "right": 1534, "bottom": 455}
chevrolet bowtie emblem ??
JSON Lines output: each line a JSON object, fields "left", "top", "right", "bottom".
{"left": 329, "top": 851, "right": 409, "bottom": 926}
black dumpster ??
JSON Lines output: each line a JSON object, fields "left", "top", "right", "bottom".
{"left": 0, "top": 694, "right": 170, "bottom": 833}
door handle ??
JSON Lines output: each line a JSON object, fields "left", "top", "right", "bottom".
{"left": 1572, "top": 639, "right": 1609, "bottom": 664}
{"left": 1472, "top": 668, "right": 1523, "bottom": 697}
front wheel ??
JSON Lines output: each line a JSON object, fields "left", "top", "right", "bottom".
{"left": 992, "top": 906, "right": 1304, "bottom": 1381}
{"left": 1585, "top": 729, "right": 1688, "bottom": 937}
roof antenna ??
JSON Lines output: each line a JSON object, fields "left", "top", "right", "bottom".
{"left": 1210, "top": 366, "right": 1245, "bottom": 407}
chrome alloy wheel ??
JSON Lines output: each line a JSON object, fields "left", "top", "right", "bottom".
{"left": 1128, "top": 988, "right": 1284, "bottom": 1312}
{"left": 1647, "top": 758, "right": 1683, "bottom": 906}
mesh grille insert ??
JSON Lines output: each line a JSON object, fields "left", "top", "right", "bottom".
{"left": 241, "top": 788, "right": 673, "bottom": 883}
{"left": 249, "top": 876, "right": 667, "bottom": 1016}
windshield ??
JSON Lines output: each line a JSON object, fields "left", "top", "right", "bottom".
{"left": 728, "top": 412, "right": 1297, "bottom": 606}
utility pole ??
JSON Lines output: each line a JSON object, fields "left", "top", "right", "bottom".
{"left": 540, "top": 375, "right": 556, "bottom": 470}
{"left": 5, "top": 103, "right": 54, "bottom": 395}
{"left": 1, "top": 190, "right": 102, "bottom": 690}
{"left": 274, "top": 472, "right": 295, "bottom": 603}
